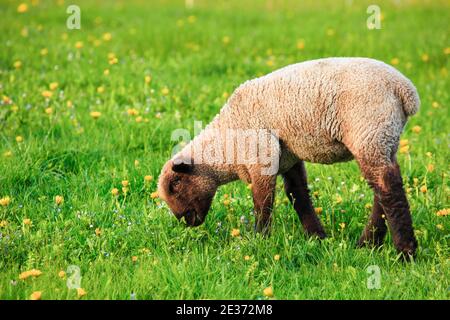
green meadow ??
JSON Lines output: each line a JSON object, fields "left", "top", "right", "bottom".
{"left": 0, "top": 0, "right": 449, "bottom": 299}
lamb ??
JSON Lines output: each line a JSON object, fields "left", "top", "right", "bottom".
{"left": 158, "top": 57, "right": 420, "bottom": 257}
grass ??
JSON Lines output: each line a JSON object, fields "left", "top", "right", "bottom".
{"left": 0, "top": 0, "right": 449, "bottom": 300}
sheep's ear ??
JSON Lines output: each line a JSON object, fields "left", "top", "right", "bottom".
{"left": 172, "top": 157, "right": 193, "bottom": 173}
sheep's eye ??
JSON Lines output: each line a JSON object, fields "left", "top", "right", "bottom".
{"left": 169, "top": 176, "right": 181, "bottom": 194}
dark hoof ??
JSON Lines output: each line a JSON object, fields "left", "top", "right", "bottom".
{"left": 396, "top": 240, "right": 417, "bottom": 261}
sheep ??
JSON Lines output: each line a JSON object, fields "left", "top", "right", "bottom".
{"left": 158, "top": 57, "right": 420, "bottom": 258}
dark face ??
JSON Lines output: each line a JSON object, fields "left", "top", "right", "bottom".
{"left": 158, "top": 160, "right": 217, "bottom": 226}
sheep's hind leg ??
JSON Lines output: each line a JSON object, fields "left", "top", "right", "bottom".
{"left": 357, "top": 193, "right": 388, "bottom": 247}
{"left": 282, "top": 162, "right": 326, "bottom": 239}
{"left": 358, "top": 159, "right": 417, "bottom": 259}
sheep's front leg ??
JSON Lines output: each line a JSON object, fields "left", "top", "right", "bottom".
{"left": 250, "top": 172, "right": 276, "bottom": 234}
{"left": 359, "top": 160, "right": 417, "bottom": 258}
{"left": 282, "top": 162, "right": 326, "bottom": 238}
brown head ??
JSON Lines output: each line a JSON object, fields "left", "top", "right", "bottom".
{"left": 157, "top": 158, "right": 218, "bottom": 226}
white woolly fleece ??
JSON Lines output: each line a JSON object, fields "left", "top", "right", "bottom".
{"left": 177, "top": 57, "right": 420, "bottom": 180}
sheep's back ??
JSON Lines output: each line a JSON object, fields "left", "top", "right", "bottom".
{"left": 225, "top": 57, "right": 417, "bottom": 165}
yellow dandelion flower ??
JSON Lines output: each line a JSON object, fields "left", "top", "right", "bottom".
{"left": 420, "top": 185, "right": 427, "bottom": 193}
{"left": 45, "top": 107, "right": 53, "bottom": 115}
{"left": 412, "top": 125, "right": 422, "bottom": 134}
{"left": 14, "top": 60, "right": 22, "bottom": 69}
{"left": 144, "top": 175, "right": 153, "bottom": 182}
{"left": 427, "top": 164, "right": 434, "bottom": 172}
{"left": 90, "top": 111, "right": 101, "bottom": 119}
{"left": 436, "top": 224, "right": 444, "bottom": 230}
{"left": 421, "top": 53, "right": 429, "bottom": 62}
{"left": 77, "top": 288, "right": 87, "bottom": 298}
{"left": 335, "top": 195, "right": 343, "bottom": 204}
{"left": 436, "top": 209, "right": 449, "bottom": 217}
{"left": 103, "top": 69, "right": 110, "bottom": 76}
{"left": 431, "top": 101, "right": 439, "bottom": 109}
{"left": 58, "top": 270, "right": 66, "bottom": 278}
{"left": 31, "top": 269, "right": 42, "bottom": 276}
{"left": 127, "top": 108, "right": 139, "bottom": 116}
{"left": 390, "top": 58, "right": 400, "bottom": 65}
{"left": 150, "top": 191, "right": 159, "bottom": 199}
{"left": 244, "top": 255, "right": 251, "bottom": 261}
{"left": 17, "top": 3, "right": 28, "bottom": 13}
{"left": 97, "top": 86, "right": 105, "bottom": 94}
{"left": 274, "top": 254, "right": 281, "bottom": 261}
{"left": 222, "top": 36, "right": 231, "bottom": 45}
{"left": 161, "top": 87, "right": 170, "bottom": 96}
{"left": 111, "top": 188, "right": 119, "bottom": 196}
{"left": 0, "top": 220, "right": 7, "bottom": 227}
{"left": 49, "top": 82, "right": 58, "bottom": 91}
{"left": 75, "top": 41, "right": 83, "bottom": 49}
{"left": 23, "top": 218, "right": 32, "bottom": 225}
{"left": 231, "top": 228, "right": 240, "bottom": 237}
{"left": 339, "top": 222, "right": 346, "bottom": 230}
{"left": 399, "top": 145, "right": 409, "bottom": 154}
{"left": 40, "top": 48, "right": 48, "bottom": 56}
{"left": 30, "top": 291, "right": 42, "bottom": 300}
{"left": 102, "top": 32, "right": 112, "bottom": 41}
{"left": 42, "top": 90, "right": 53, "bottom": 98}
{"left": 263, "top": 286, "right": 274, "bottom": 298}
{"left": 109, "top": 57, "right": 118, "bottom": 65}
{"left": 296, "top": 39, "right": 305, "bottom": 50}
{"left": 135, "top": 116, "right": 143, "bottom": 123}
{"left": 19, "top": 271, "right": 31, "bottom": 280}
{"left": 0, "top": 196, "right": 11, "bottom": 206}
{"left": 95, "top": 228, "right": 102, "bottom": 236}
{"left": 266, "top": 59, "right": 274, "bottom": 67}
{"left": 426, "top": 151, "right": 433, "bottom": 157}
{"left": 326, "top": 28, "right": 335, "bottom": 36}
{"left": 16, "top": 136, "right": 23, "bottom": 143}
{"left": 145, "top": 75, "right": 152, "bottom": 84}
{"left": 314, "top": 207, "right": 323, "bottom": 215}
{"left": 121, "top": 180, "right": 129, "bottom": 187}
{"left": 444, "top": 47, "right": 450, "bottom": 55}
{"left": 19, "top": 269, "right": 42, "bottom": 280}
{"left": 3, "top": 151, "right": 13, "bottom": 157}
{"left": 132, "top": 256, "right": 138, "bottom": 262}
{"left": 2, "top": 95, "right": 12, "bottom": 104}
{"left": 55, "top": 195, "right": 64, "bottom": 205}
{"left": 223, "top": 199, "right": 231, "bottom": 206}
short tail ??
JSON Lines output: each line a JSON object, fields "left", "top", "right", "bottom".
{"left": 394, "top": 79, "right": 420, "bottom": 117}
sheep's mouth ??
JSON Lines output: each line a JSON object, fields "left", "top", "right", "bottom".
{"left": 183, "top": 210, "right": 204, "bottom": 227}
